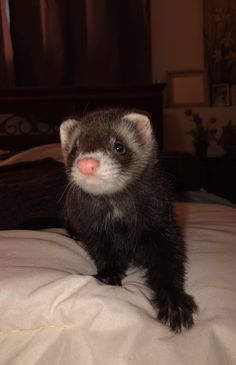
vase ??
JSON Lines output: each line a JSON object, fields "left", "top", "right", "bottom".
{"left": 194, "top": 141, "right": 208, "bottom": 159}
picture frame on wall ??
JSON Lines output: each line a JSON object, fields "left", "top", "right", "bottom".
{"left": 230, "top": 84, "right": 236, "bottom": 106}
{"left": 168, "top": 70, "right": 209, "bottom": 107}
{"left": 211, "top": 83, "right": 230, "bottom": 107}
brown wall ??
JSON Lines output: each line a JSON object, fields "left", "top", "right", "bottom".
{"left": 150, "top": 0, "right": 204, "bottom": 82}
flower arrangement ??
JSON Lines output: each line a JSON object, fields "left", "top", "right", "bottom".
{"left": 185, "top": 109, "right": 218, "bottom": 144}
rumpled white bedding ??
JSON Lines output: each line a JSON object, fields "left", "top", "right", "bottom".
{"left": 0, "top": 202, "right": 236, "bottom": 365}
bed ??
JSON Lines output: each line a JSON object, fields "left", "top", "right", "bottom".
{"left": 0, "top": 85, "right": 236, "bottom": 365}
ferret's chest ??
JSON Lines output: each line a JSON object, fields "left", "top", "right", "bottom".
{"left": 104, "top": 200, "right": 124, "bottom": 222}
{"left": 83, "top": 195, "right": 133, "bottom": 227}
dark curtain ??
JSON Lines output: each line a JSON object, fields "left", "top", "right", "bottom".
{"left": 2, "top": 0, "right": 151, "bottom": 88}
{"left": 0, "top": 0, "right": 14, "bottom": 87}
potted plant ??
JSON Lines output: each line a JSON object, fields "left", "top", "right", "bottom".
{"left": 185, "top": 109, "right": 218, "bottom": 159}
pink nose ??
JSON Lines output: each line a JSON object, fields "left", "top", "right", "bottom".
{"left": 77, "top": 158, "right": 100, "bottom": 175}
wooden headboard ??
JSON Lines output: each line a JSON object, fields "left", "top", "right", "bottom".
{"left": 0, "top": 84, "right": 165, "bottom": 152}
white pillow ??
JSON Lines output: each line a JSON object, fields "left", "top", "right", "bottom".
{"left": 0, "top": 143, "right": 63, "bottom": 166}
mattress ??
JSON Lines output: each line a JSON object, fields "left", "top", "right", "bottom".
{"left": 0, "top": 202, "right": 236, "bottom": 365}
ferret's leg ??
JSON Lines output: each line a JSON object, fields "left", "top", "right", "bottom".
{"left": 94, "top": 254, "right": 128, "bottom": 286}
{"left": 134, "top": 227, "right": 198, "bottom": 332}
{"left": 89, "top": 235, "right": 130, "bottom": 286}
{"left": 66, "top": 222, "right": 129, "bottom": 286}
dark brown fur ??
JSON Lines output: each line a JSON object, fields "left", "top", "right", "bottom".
{"left": 60, "top": 109, "right": 198, "bottom": 332}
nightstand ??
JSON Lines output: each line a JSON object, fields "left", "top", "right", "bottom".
{"left": 162, "top": 153, "right": 236, "bottom": 204}
{"left": 203, "top": 156, "right": 236, "bottom": 204}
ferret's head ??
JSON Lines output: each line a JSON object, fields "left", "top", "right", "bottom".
{"left": 60, "top": 109, "right": 158, "bottom": 195}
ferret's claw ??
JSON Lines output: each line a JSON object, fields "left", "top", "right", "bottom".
{"left": 94, "top": 272, "right": 126, "bottom": 286}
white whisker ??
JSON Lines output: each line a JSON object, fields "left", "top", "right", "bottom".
{"left": 57, "top": 181, "right": 73, "bottom": 203}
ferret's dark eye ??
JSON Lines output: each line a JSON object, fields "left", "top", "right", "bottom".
{"left": 114, "top": 140, "right": 126, "bottom": 154}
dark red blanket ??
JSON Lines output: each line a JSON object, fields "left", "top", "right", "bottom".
{"left": 0, "top": 153, "right": 205, "bottom": 230}
{"left": 0, "top": 159, "right": 68, "bottom": 230}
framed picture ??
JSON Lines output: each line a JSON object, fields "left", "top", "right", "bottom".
{"left": 168, "top": 70, "right": 209, "bottom": 107}
{"left": 211, "top": 83, "right": 230, "bottom": 107}
{"left": 230, "top": 84, "right": 236, "bottom": 106}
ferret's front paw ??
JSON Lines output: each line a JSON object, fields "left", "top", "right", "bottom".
{"left": 95, "top": 272, "right": 126, "bottom": 286}
{"left": 155, "top": 289, "right": 198, "bottom": 332}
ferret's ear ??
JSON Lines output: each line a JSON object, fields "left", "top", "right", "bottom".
{"left": 60, "top": 118, "right": 79, "bottom": 147}
{"left": 123, "top": 112, "right": 152, "bottom": 140}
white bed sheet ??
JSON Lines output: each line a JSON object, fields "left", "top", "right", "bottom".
{"left": 0, "top": 202, "right": 236, "bottom": 365}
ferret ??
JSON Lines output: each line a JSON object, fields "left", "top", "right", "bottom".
{"left": 60, "top": 108, "right": 198, "bottom": 332}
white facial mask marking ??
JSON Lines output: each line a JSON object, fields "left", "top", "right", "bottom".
{"left": 71, "top": 151, "right": 128, "bottom": 195}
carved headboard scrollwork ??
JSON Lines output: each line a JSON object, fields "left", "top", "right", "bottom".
{"left": 0, "top": 84, "right": 165, "bottom": 152}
